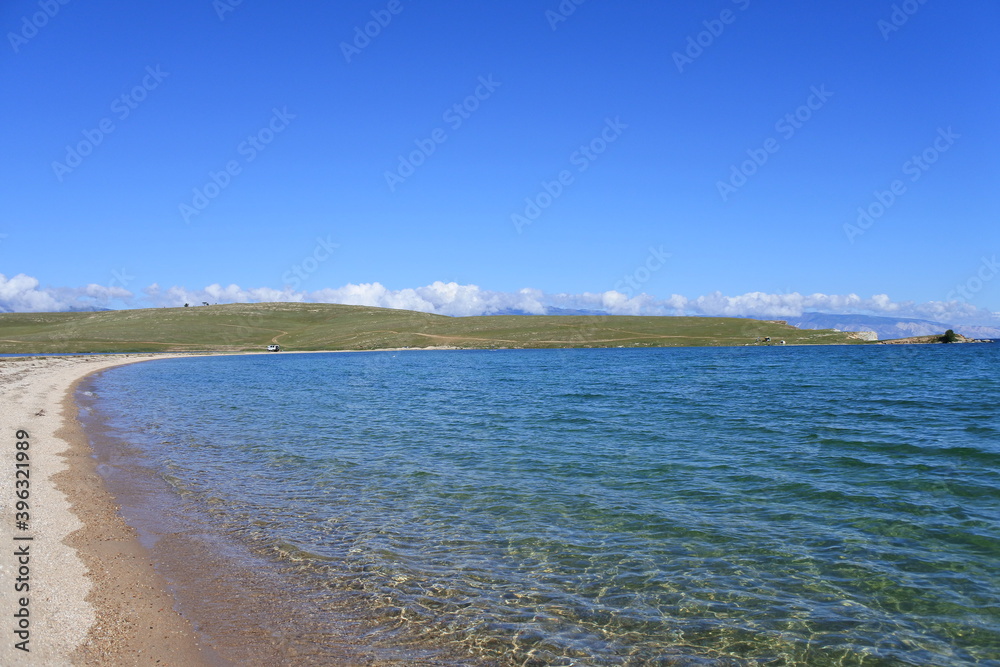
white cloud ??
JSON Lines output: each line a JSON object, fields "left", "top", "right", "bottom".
{"left": 0, "top": 274, "right": 62, "bottom": 312}
{"left": 1, "top": 273, "right": 998, "bottom": 328}
{"left": 0, "top": 273, "right": 131, "bottom": 312}
{"left": 140, "top": 283, "right": 303, "bottom": 307}
{"left": 309, "top": 281, "right": 547, "bottom": 317}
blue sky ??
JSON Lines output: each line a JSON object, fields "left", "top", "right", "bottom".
{"left": 2, "top": 0, "right": 998, "bottom": 324}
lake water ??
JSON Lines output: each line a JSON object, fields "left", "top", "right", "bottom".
{"left": 78, "top": 345, "right": 1000, "bottom": 665}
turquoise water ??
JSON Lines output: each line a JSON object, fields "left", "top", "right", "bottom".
{"left": 82, "top": 345, "right": 1000, "bottom": 665}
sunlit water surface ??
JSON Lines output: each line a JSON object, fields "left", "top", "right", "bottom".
{"left": 82, "top": 346, "right": 1000, "bottom": 665}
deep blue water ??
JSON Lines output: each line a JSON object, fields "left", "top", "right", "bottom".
{"left": 82, "top": 345, "right": 1000, "bottom": 665}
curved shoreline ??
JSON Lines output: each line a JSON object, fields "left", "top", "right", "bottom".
{"left": 1, "top": 350, "right": 394, "bottom": 665}
{"left": 0, "top": 348, "right": 457, "bottom": 665}
{"left": 0, "top": 354, "right": 217, "bottom": 665}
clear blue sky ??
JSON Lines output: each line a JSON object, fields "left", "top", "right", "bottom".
{"left": 2, "top": 0, "right": 998, "bottom": 321}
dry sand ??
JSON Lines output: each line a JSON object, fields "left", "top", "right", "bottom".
{"left": 0, "top": 354, "right": 221, "bottom": 666}
{"left": 0, "top": 347, "right": 471, "bottom": 665}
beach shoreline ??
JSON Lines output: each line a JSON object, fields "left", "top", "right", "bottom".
{"left": 2, "top": 346, "right": 994, "bottom": 664}
{"left": 0, "top": 354, "right": 220, "bottom": 665}
{"left": 0, "top": 350, "right": 404, "bottom": 665}
{"left": 0, "top": 339, "right": 932, "bottom": 662}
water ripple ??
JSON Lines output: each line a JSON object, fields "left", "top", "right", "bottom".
{"left": 87, "top": 346, "right": 1000, "bottom": 665}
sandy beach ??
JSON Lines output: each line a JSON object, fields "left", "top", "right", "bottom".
{"left": 0, "top": 347, "right": 475, "bottom": 665}
{"left": 0, "top": 354, "right": 219, "bottom": 666}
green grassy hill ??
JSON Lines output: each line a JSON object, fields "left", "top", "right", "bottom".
{"left": 0, "top": 303, "right": 866, "bottom": 353}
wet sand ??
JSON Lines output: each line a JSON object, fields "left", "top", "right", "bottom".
{"left": 0, "top": 351, "right": 438, "bottom": 666}
{"left": 0, "top": 354, "right": 218, "bottom": 666}
{"left": 0, "top": 349, "right": 480, "bottom": 665}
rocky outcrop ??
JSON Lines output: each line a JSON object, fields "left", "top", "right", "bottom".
{"left": 784, "top": 313, "right": 1000, "bottom": 341}
{"left": 878, "top": 332, "right": 994, "bottom": 345}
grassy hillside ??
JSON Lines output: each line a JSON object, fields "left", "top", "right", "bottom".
{"left": 0, "top": 303, "right": 865, "bottom": 353}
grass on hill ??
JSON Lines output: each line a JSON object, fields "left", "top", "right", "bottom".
{"left": 0, "top": 303, "right": 866, "bottom": 354}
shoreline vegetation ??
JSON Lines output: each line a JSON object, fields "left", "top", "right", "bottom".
{"left": 0, "top": 302, "right": 887, "bottom": 354}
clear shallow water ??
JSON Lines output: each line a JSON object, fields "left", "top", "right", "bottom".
{"left": 83, "top": 346, "right": 1000, "bottom": 665}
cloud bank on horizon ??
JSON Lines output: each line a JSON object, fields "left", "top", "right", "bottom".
{"left": 2, "top": 272, "right": 997, "bottom": 328}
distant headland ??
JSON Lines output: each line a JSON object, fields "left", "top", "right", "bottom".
{"left": 877, "top": 329, "right": 995, "bottom": 345}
